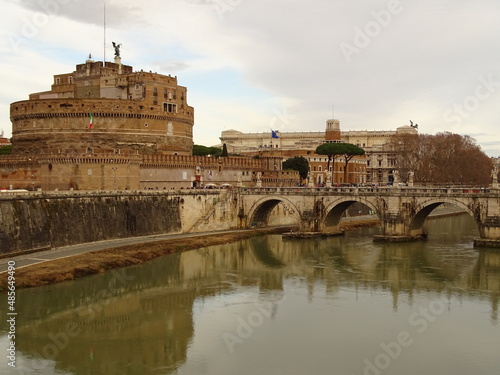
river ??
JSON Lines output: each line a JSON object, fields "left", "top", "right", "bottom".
{"left": 1, "top": 214, "right": 499, "bottom": 375}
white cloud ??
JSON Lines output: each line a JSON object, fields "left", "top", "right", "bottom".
{"left": 2, "top": 0, "right": 500, "bottom": 155}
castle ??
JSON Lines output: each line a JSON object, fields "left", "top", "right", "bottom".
{"left": 1, "top": 53, "right": 416, "bottom": 191}
{"left": 10, "top": 55, "right": 194, "bottom": 156}
{"left": 1, "top": 55, "right": 297, "bottom": 190}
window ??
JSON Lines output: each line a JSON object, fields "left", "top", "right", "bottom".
{"left": 163, "top": 103, "right": 177, "bottom": 113}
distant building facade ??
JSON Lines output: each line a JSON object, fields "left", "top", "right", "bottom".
{"left": 220, "top": 121, "right": 418, "bottom": 185}
{"left": 0, "top": 135, "right": 10, "bottom": 148}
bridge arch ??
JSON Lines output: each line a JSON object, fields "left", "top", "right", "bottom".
{"left": 246, "top": 195, "right": 301, "bottom": 228}
{"left": 409, "top": 198, "right": 482, "bottom": 237}
{"left": 322, "top": 197, "right": 381, "bottom": 231}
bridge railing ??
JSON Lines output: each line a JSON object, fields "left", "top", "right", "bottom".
{"left": 1, "top": 186, "right": 497, "bottom": 200}
{"left": 0, "top": 188, "right": 226, "bottom": 201}
{"left": 236, "top": 186, "right": 498, "bottom": 196}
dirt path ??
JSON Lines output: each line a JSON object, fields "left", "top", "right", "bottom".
{"left": 0, "top": 220, "right": 380, "bottom": 290}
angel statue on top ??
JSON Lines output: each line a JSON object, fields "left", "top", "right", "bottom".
{"left": 112, "top": 42, "right": 122, "bottom": 58}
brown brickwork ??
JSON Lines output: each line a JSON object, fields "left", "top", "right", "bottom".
{"left": 2, "top": 58, "right": 299, "bottom": 191}
{"left": 11, "top": 58, "right": 194, "bottom": 156}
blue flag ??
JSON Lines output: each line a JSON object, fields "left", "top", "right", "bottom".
{"left": 271, "top": 130, "right": 279, "bottom": 139}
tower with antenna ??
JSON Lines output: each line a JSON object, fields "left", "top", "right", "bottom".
{"left": 325, "top": 119, "right": 341, "bottom": 143}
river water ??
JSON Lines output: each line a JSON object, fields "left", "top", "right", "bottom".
{"left": 1, "top": 214, "right": 499, "bottom": 375}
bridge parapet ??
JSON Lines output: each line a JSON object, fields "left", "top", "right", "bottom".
{"left": 237, "top": 186, "right": 498, "bottom": 197}
{"left": 0, "top": 188, "right": 224, "bottom": 201}
{"left": 236, "top": 186, "right": 500, "bottom": 247}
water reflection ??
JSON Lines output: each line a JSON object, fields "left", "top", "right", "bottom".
{"left": 1, "top": 215, "right": 499, "bottom": 374}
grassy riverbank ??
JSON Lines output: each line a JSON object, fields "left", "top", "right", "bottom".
{"left": 1, "top": 220, "right": 380, "bottom": 290}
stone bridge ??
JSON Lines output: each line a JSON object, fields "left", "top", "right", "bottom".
{"left": 235, "top": 186, "right": 500, "bottom": 247}
{"left": 2, "top": 186, "right": 500, "bottom": 256}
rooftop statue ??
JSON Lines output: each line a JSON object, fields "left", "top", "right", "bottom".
{"left": 112, "top": 42, "right": 122, "bottom": 58}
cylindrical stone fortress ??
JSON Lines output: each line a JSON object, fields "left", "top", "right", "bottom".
{"left": 10, "top": 57, "right": 194, "bottom": 156}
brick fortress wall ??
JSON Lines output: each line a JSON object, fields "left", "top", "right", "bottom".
{"left": 0, "top": 154, "right": 299, "bottom": 190}
{"left": 10, "top": 98, "right": 193, "bottom": 155}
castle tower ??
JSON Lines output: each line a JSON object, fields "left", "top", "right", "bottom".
{"left": 10, "top": 58, "right": 194, "bottom": 156}
{"left": 325, "top": 119, "right": 341, "bottom": 142}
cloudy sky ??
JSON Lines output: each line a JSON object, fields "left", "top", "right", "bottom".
{"left": 1, "top": 0, "right": 500, "bottom": 155}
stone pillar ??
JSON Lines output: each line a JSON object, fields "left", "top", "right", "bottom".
{"left": 373, "top": 213, "right": 424, "bottom": 243}
{"left": 115, "top": 56, "right": 122, "bottom": 74}
{"left": 475, "top": 218, "right": 500, "bottom": 248}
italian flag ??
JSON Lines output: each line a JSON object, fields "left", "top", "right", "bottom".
{"left": 88, "top": 112, "right": 93, "bottom": 129}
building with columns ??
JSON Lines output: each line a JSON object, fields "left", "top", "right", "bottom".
{"left": 220, "top": 120, "right": 418, "bottom": 185}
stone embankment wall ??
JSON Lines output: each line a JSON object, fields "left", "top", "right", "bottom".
{"left": 0, "top": 191, "right": 236, "bottom": 255}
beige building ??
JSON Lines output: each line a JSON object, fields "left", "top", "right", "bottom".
{"left": 220, "top": 120, "right": 418, "bottom": 185}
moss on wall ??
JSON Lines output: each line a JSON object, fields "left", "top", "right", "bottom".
{"left": 0, "top": 194, "right": 182, "bottom": 254}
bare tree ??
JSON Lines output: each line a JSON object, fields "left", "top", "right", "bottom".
{"left": 389, "top": 132, "right": 421, "bottom": 183}
{"left": 391, "top": 132, "right": 491, "bottom": 186}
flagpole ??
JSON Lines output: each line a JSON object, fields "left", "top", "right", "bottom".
{"left": 103, "top": 0, "right": 106, "bottom": 62}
